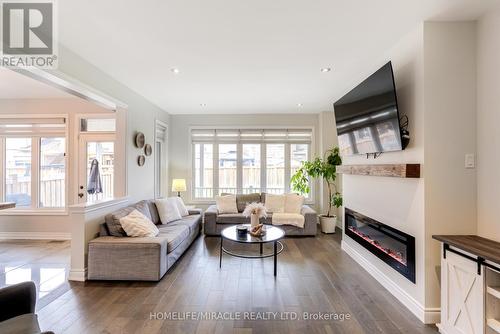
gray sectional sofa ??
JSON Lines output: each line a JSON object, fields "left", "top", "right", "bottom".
{"left": 88, "top": 199, "right": 202, "bottom": 281}
{"left": 204, "top": 193, "right": 318, "bottom": 236}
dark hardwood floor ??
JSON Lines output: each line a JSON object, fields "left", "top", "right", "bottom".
{"left": 1, "top": 233, "right": 438, "bottom": 334}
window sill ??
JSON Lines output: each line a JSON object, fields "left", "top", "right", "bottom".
{"left": 0, "top": 209, "right": 68, "bottom": 216}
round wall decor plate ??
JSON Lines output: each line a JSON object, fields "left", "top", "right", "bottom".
{"left": 138, "top": 155, "right": 146, "bottom": 166}
{"left": 135, "top": 132, "right": 145, "bottom": 148}
{"left": 144, "top": 144, "right": 152, "bottom": 156}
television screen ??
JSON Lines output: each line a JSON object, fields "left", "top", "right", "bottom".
{"left": 334, "top": 61, "right": 402, "bottom": 155}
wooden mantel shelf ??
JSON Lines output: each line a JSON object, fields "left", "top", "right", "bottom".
{"left": 337, "top": 164, "right": 421, "bottom": 178}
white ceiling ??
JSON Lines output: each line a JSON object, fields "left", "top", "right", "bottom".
{"left": 58, "top": 0, "right": 499, "bottom": 114}
{"left": 0, "top": 68, "right": 75, "bottom": 99}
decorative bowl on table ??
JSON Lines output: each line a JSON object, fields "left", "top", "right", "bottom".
{"left": 249, "top": 224, "right": 266, "bottom": 237}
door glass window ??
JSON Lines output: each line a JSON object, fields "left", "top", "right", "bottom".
{"left": 86, "top": 142, "right": 114, "bottom": 201}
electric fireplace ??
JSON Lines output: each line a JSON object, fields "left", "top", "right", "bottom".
{"left": 344, "top": 208, "right": 415, "bottom": 283}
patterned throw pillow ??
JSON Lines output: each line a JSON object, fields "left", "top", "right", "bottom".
{"left": 119, "top": 209, "right": 159, "bottom": 237}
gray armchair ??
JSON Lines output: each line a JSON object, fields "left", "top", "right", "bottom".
{"left": 0, "top": 281, "right": 53, "bottom": 334}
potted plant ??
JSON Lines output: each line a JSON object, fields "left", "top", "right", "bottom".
{"left": 290, "top": 147, "right": 342, "bottom": 233}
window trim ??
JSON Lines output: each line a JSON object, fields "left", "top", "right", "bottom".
{"left": 190, "top": 126, "right": 315, "bottom": 204}
{"left": 0, "top": 114, "right": 69, "bottom": 214}
{"left": 154, "top": 119, "right": 168, "bottom": 199}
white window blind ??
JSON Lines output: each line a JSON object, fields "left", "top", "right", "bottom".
{"left": 0, "top": 117, "right": 66, "bottom": 136}
{"left": 191, "top": 127, "right": 313, "bottom": 200}
{"left": 191, "top": 128, "right": 312, "bottom": 143}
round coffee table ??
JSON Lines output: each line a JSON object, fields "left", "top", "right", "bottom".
{"left": 219, "top": 224, "right": 285, "bottom": 277}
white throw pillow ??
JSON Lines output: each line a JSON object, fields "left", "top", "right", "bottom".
{"left": 284, "top": 193, "right": 304, "bottom": 214}
{"left": 155, "top": 198, "right": 182, "bottom": 224}
{"left": 216, "top": 194, "right": 238, "bottom": 214}
{"left": 265, "top": 194, "right": 285, "bottom": 213}
{"left": 169, "top": 196, "right": 189, "bottom": 217}
{"left": 119, "top": 209, "right": 159, "bottom": 237}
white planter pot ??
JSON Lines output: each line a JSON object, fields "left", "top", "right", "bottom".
{"left": 320, "top": 215, "right": 337, "bottom": 234}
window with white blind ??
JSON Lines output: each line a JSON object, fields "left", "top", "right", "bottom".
{"left": 0, "top": 117, "right": 67, "bottom": 210}
{"left": 191, "top": 128, "right": 312, "bottom": 200}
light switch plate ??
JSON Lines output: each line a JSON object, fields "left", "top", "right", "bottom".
{"left": 465, "top": 154, "right": 475, "bottom": 169}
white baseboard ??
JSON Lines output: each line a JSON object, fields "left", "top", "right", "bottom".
{"left": 0, "top": 232, "right": 71, "bottom": 240}
{"left": 68, "top": 268, "right": 87, "bottom": 281}
{"left": 341, "top": 239, "right": 440, "bottom": 324}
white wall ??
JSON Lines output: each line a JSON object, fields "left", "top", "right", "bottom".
{"left": 57, "top": 45, "right": 171, "bottom": 203}
{"left": 169, "top": 113, "right": 321, "bottom": 208}
{"left": 341, "top": 21, "right": 478, "bottom": 323}
{"left": 341, "top": 25, "right": 427, "bottom": 311}
{"left": 477, "top": 10, "right": 500, "bottom": 242}
{"left": 423, "top": 21, "right": 477, "bottom": 309}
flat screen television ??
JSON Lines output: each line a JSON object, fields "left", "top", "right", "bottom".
{"left": 334, "top": 61, "right": 403, "bottom": 155}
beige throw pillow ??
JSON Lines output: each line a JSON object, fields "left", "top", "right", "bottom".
{"left": 155, "top": 198, "right": 182, "bottom": 224}
{"left": 216, "top": 194, "right": 238, "bottom": 214}
{"left": 265, "top": 194, "right": 285, "bottom": 213}
{"left": 169, "top": 196, "right": 189, "bottom": 217}
{"left": 119, "top": 209, "right": 159, "bottom": 237}
{"left": 285, "top": 193, "right": 305, "bottom": 214}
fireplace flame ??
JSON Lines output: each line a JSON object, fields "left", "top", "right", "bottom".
{"left": 348, "top": 227, "right": 406, "bottom": 265}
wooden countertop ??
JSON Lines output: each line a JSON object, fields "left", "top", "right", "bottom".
{"left": 433, "top": 235, "right": 500, "bottom": 264}
{"left": 0, "top": 202, "right": 15, "bottom": 210}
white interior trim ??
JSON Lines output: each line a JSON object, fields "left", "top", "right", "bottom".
{"left": 68, "top": 268, "right": 87, "bottom": 282}
{"left": 0, "top": 232, "right": 71, "bottom": 240}
{"left": 341, "top": 239, "right": 440, "bottom": 324}
{"left": 12, "top": 67, "right": 127, "bottom": 111}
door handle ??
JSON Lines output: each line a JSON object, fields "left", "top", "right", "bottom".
{"left": 78, "top": 193, "right": 84, "bottom": 198}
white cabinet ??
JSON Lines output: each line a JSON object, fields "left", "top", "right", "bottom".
{"left": 439, "top": 247, "right": 485, "bottom": 334}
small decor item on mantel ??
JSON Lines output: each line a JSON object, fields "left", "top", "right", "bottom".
{"left": 250, "top": 224, "right": 266, "bottom": 237}
{"left": 138, "top": 155, "right": 146, "bottom": 166}
{"left": 242, "top": 202, "right": 267, "bottom": 228}
{"left": 144, "top": 144, "right": 152, "bottom": 156}
{"left": 135, "top": 132, "right": 145, "bottom": 149}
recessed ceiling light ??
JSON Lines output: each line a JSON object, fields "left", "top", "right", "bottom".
{"left": 200, "top": 103, "right": 207, "bottom": 107}
{"left": 297, "top": 103, "right": 303, "bottom": 108}
{"left": 321, "top": 67, "right": 331, "bottom": 73}
{"left": 171, "top": 68, "right": 180, "bottom": 74}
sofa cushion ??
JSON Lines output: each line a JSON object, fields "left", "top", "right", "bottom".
{"left": 216, "top": 213, "right": 249, "bottom": 224}
{"left": 216, "top": 195, "right": 238, "bottom": 214}
{"left": 105, "top": 200, "right": 152, "bottom": 237}
{"left": 155, "top": 198, "right": 182, "bottom": 224}
{"left": 285, "top": 193, "right": 305, "bottom": 214}
{"left": 120, "top": 209, "right": 159, "bottom": 237}
{"left": 157, "top": 224, "right": 190, "bottom": 253}
{"left": 235, "top": 193, "right": 261, "bottom": 212}
{"left": 265, "top": 194, "right": 285, "bottom": 213}
{"left": 167, "top": 215, "right": 201, "bottom": 233}
{"left": 144, "top": 200, "right": 161, "bottom": 224}
{"left": 0, "top": 313, "right": 41, "bottom": 334}
{"left": 169, "top": 196, "right": 189, "bottom": 217}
